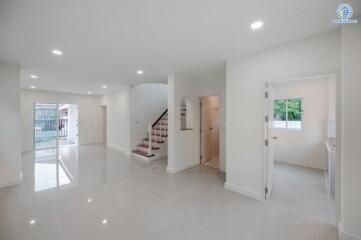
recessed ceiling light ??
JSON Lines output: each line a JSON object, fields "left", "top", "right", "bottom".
{"left": 137, "top": 70, "right": 143, "bottom": 75}
{"left": 250, "top": 21, "right": 263, "bottom": 30}
{"left": 30, "top": 85, "right": 36, "bottom": 89}
{"left": 87, "top": 91, "right": 92, "bottom": 95}
{"left": 87, "top": 198, "right": 92, "bottom": 203}
{"left": 51, "top": 49, "right": 63, "bottom": 56}
{"left": 29, "top": 219, "right": 36, "bottom": 225}
{"left": 102, "top": 85, "right": 108, "bottom": 89}
{"left": 30, "top": 75, "right": 38, "bottom": 79}
{"left": 102, "top": 218, "right": 108, "bottom": 225}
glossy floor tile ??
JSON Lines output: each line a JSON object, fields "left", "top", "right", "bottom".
{"left": 0, "top": 145, "right": 338, "bottom": 240}
{"left": 270, "top": 162, "right": 336, "bottom": 224}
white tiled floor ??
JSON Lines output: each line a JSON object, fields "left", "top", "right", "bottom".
{"left": 0, "top": 145, "right": 338, "bottom": 240}
{"left": 270, "top": 162, "right": 336, "bottom": 224}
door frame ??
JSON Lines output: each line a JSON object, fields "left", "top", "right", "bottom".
{"left": 264, "top": 82, "right": 274, "bottom": 200}
{"left": 33, "top": 102, "right": 60, "bottom": 150}
{"left": 263, "top": 72, "right": 338, "bottom": 203}
{"left": 33, "top": 102, "right": 79, "bottom": 150}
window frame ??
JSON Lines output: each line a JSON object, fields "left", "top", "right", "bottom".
{"left": 273, "top": 97, "right": 303, "bottom": 130}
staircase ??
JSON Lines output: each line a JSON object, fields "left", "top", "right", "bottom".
{"left": 132, "top": 110, "right": 168, "bottom": 161}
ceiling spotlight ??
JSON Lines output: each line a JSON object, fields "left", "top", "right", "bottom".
{"left": 136, "top": 70, "right": 143, "bottom": 75}
{"left": 30, "top": 85, "right": 36, "bottom": 89}
{"left": 87, "top": 91, "right": 92, "bottom": 95}
{"left": 30, "top": 75, "right": 38, "bottom": 79}
{"left": 51, "top": 49, "right": 63, "bottom": 56}
{"left": 102, "top": 219, "right": 108, "bottom": 225}
{"left": 102, "top": 85, "right": 108, "bottom": 89}
{"left": 29, "top": 219, "right": 36, "bottom": 225}
{"left": 87, "top": 198, "right": 92, "bottom": 203}
{"left": 250, "top": 21, "right": 263, "bottom": 30}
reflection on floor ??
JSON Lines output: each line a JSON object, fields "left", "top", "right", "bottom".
{"left": 34, "top": 148, "right": 76, "bottom": 194}
{"left": 0, "top": 145, "right": 338, "bottom": 240}
{"left": 204, "top": 156, "right": 219, "bottom": 169}
{"left": 270, "top": 162, "right": 336, "bottom": 224}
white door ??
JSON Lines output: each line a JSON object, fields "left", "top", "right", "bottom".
{"left": 265, "top": 84, "right": 275, "bottom": 200}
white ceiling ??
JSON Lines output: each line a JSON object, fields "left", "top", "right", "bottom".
{"left": 0, "top": 0, "right": 360, "bottom": 95}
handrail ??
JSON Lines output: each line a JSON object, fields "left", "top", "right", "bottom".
{"left": 152, "top": 109, "right": 168, "bottom": 128}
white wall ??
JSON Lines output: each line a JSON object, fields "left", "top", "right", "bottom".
{"left": 101, "top": 87, "right": 131, "bottom": 154}
{"left": 130, "top": 84, "right": 168, "bottom": 149}
{"left": 340, "top": 23, "right": 361, "bottom": 240}
{"left": 272, "top": 77, "right": 329, "bottom": 170}
{"left": 0, "top": 62, "right": 22, "bottom": 187}
{"left": 67, "top": 105, "right": 78, "bottom": 144}
{"left": 21, "top": 90, "right": 103, "bottom": 151}
{"left": 226, "top": 30, "right": 341, "bottom": 201}
{"left": 167, "top": 73, "right": 226, "bottom": 173}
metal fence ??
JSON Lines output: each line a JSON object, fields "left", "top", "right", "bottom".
{"left": 58, "top": 119, "right": 68, "bottom": 137}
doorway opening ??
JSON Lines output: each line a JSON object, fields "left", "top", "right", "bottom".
{"left": 264, "top": 75, "right": 337, "bottom": 224}
{"left": 34, "top": 103, "right": 78, "bottom": 150}
{"left": 200, "top": 96, "right": 220, "bottom": 169}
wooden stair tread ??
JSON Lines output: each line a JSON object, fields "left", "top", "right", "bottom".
{"left": 151, "top": 133, "right": 168, "bottom": 137}
{"left": 132, "top": 149, "right": 154, "bottom": 157}
{"left": 143, "top": 138, "right": 165, "bottom": 143}
{"left": 138, "top": 144, "right": 159, "bottom": 150}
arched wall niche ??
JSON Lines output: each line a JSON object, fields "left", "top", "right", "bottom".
{"left": 180, "top": 95, "right": 193, "bottom": 130}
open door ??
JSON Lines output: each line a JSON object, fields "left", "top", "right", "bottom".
{"left": 264, "top": 83, "right": 275, "bottom": 200}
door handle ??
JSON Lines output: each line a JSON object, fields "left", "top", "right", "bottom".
{"left": 272, "top": 136, "right": 278, "bottom": 140}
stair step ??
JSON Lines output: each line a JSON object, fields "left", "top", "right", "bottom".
{"left": 138, "top": 144, "right": 159, "bottom": 150}
{"left": 154, "top": 128, "right": 167, "bottom": 131}
{"left": 151, "top": 133, "right": 168, "bottom": 137}
{"left": 132, "top": 149, "right": 154, "bottom": 157}
{"left": 143, "top": 138, "right": 165, "bottom": 143}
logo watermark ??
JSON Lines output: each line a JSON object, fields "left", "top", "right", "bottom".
{"left": 333, "top": 4, "right": 358, "bottom": 24}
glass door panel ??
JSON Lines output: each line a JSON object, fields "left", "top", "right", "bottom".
{"left": 34, "top": 103, "right": 58, "bottom": 150}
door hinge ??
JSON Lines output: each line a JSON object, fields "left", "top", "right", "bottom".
{"left": 265, "top": 139, "right": 269, "bottom": 146}
{"left": 265, "top": 116, "right": 269, "bottom": 122}
{"left": 265, "top": 92, "right": 269, "bottom": 98}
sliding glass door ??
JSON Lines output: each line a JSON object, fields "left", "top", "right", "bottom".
{"left": 34, "top": 103, "right": 58, "bottom": 150}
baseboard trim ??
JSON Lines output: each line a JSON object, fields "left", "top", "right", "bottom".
{"left": 107, "top": 145, "right": 131, "bottom": 156}
{"left": 224, "top": 182, "right": 262, "bottom": 201}
{"left": 167, "top": 161, "right": 198, "bottom": 174}
{"left": 339, "top": 222, "right": 361, "bottom": 240}
{"left": 0, "top": 171, "right": 23, "bottom": 188}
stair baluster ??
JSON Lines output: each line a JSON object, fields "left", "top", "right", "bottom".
{"left": 148, "top": 123, "right": 152, "bottom": 156}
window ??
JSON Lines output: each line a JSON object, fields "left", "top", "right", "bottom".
{"left": 273, "top": 98, "right": 302, "bottom": 129}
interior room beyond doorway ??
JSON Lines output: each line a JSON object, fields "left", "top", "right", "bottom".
{"left": 200, "top": 96, "right": 220, "bottom": 169}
